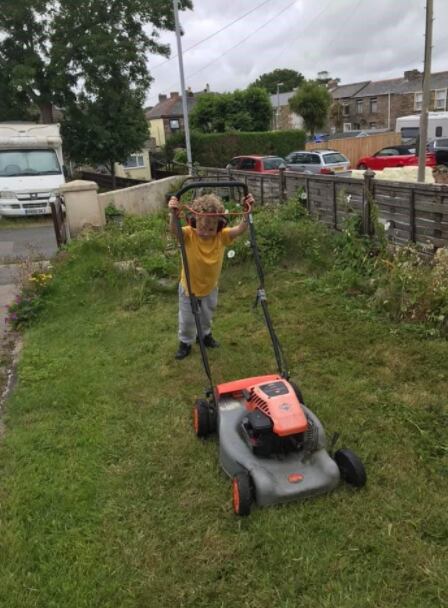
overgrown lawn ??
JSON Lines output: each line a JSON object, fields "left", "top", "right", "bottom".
{"left": 0, "top": 208, "right": 447, "bottom": 607}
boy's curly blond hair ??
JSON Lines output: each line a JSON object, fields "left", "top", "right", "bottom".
{"left": 191, "top": 193, "right": 225, "bottom": 215}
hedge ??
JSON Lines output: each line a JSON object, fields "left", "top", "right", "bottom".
{"left": 165, "top": 130, "right": 306, "bottom": 167}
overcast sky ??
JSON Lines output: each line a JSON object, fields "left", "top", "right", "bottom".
{"left": 145, "top": 0, "right": 448, "bottom": 106}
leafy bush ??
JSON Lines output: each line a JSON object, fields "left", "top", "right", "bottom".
{"left": 165, "top": 129, "right": 306, "bottom": 167}
{"left": 6, "top": 271, "right": 53, "bottom": 330}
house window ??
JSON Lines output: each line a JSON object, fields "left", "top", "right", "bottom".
{"left": 414, "top": 92, "right": 422, "bottom": 111}
{"left": 434, "top": 89, "right": 447, "bottom": 110}
{"left": 123, "top": 154, "right": 145, "bottom": 169}
{"left": 343, "top": 122, "right": 352, "bottom": 132}
{"left": 356, "top": 99, "right": 363, "bottom": 114}
{"left": 169, "top": 119, "right": 180, "bottom": 131}
{"left": 369, "top": 97, "right": 378, "bottom": 113}
{"left": 342, "top": 99, "right": 350, "bottom": 116}
{"left": 369, "top": 122, "right": 377, "bottom": 129}
{"left": 435, "top": 126, "right": 443, "bottom": 137}
{"left": 353, "top": 123, "right": 361, "bottom": 130}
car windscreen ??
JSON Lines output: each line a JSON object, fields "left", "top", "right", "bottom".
{"left": 435, "top": 138, "right": 448, "bottom": 149}
{"left": 262, "top": 157, "right": 284, "bottom": 170}
{"left": 323, "top": 153, "right": 347, "bottom": 164}
{"left": 0, "top": 149, "right": 61, "bottom": 177}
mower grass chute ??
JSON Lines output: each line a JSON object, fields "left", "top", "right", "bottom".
{"left": 174, "top": 180, "right": 366, "bottom": 516}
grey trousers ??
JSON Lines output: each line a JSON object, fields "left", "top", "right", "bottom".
{"left": 178, "top": 284, "right": 218, "bottom": 345}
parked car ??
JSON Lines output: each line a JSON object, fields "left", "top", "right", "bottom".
{"left": 356, "top": 145, "right": 436, "bottom": 170}
{"left": 285, "top": 150, "right": 351, "bottom": 175}
{"left": 226, "top": 155, "right": 286, "bottom": 174}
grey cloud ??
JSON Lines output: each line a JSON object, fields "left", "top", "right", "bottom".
{"left": 145, "top": 0, "right": 448, "bottom": 104}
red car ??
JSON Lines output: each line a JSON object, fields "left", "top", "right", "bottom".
{"left": 226, "top": 155, "right": 285, "bottom": 174}
{"left": 356, "top": 145, "right": 436, "bottom": 170}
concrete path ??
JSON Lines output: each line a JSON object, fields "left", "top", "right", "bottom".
{"left": 0, "top": 222, "right": 58, "bottom": 332}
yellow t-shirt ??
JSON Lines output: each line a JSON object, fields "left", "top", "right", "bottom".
{"left": 180, "top": 225, "right": 235, "bottom": 296}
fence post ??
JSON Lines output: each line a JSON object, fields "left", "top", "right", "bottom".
{"left": 362, "top": 169, "right": 375, "bottom": 236}
{"left": 279, "top": 166, "right": 287, "bottom": 201}
{"left": 409, "top": 189, "right": 416, "bottom": 242}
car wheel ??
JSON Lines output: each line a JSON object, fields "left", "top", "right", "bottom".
{"left": 357, "top": 163, "right": 368, "bottom": 170}
{"left": 334, "top": 448, "right": 367, "bottom": 487}
{"left": 193, "top": 399, "right": 214, "bottom": 438}
{"left": 232, "top": 471, "right": 253, "bottom": 516}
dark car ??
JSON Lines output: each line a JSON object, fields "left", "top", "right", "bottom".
{"left": 226, "top": 155, "right": 285, "bottom": 174}
{"left": 356, "top": 145, "right": 436, "bottom": 170}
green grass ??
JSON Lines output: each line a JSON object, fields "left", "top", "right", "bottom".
{"left": 0, "top": 220, "right": 447, "bottom": 608}
{"left": 0, "top": 216, "right": 52, "bottom": 229}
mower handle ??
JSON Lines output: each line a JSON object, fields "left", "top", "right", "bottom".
{"left": 174, "top": 180, "right": 249, "bottom": 201}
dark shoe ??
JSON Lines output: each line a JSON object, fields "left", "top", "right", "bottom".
{"left": 202, "top": 333, "right": 220, "bottom": 348}
{"left": 175, "top": 342, "right": 191, "bottom": 360}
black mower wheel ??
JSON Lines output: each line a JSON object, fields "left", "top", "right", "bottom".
{"left": 232, "top": 472, "right": 253, "bottom": 516}
{"left": 193, "top": 399, "right": 212, "bottom": 438}
{"left": 334, "top": 448, "right": 367, "bottom": 487}
{"left": 289, "top": 381, "right": 304, "bottom": 405}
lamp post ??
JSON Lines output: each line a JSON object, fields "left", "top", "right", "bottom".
{"left": 276, "top": 82, "right": 284, "bottom": 130}
{"left": 173, "top": 0, "right": 193, "bottom": 174}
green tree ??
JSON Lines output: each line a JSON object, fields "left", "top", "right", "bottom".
{"left": 190, "top": 88, "right": 271, "bottom": 133}
{"left": 249, "top": 68, "right": 305, "bottom": 94}
{"left": 288, "top": 81, "right": 332, "bottom": 135}
{"left": 0, "top": 0, "right": 192, "bottom": 183}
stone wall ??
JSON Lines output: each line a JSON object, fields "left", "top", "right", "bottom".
{"left": 98, "top": 175, "right": 188, "bottom": 216}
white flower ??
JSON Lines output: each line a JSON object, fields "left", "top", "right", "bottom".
{"left": 346, "top": 194, "right": 352, "bottom": 203}
{"left": 227, "top": 249, "right": 235, "bottom": 259}
{"left": 384, "top": 221, "right": 391, "bottom": 231}
{"left": 225, "top": 209, "right": 229, "bottom": 214}
{"left": 245, "top": 240, "right": 251, "bottom": 247}
{"left": 300, "top": 191, "right": 307, "bottom": 200}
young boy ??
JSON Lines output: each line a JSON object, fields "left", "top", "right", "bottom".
{"left": 168, "top": 191, "right": 254, "bottom": 360}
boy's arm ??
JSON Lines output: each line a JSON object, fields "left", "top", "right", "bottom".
{"left": 227, "top": 193, "right": 255, "bottom": 239}
{"left": 168, "top": 196, "right": 180, "bottom": 238}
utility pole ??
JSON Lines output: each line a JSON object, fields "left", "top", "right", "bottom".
{"left": 418, "top": 0, "right": 433, "bottom": 182}
{"left": 173, "top": 0, "right": 193, "bottom": 174}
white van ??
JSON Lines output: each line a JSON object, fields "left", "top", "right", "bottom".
{"left": 0, "top": 123, "right": 66, "bottom": 217}
{"left": 396, "top": 112, "right": 448, "bottom": 141}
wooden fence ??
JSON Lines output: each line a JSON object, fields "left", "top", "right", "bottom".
{"left": 305, "top": 132, "right": 402, "bottom": 167}
{"left": 196, "top": 166, "right": 448, "bottom": 251}
{"left": 79, "top": 171, "right": 148, "bottom": 190}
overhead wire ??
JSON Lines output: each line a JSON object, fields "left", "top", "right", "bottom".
{"left": 148, "top": 0, "right": 275, "bottom": 71}
{"left": 146, "top": 0, "right": 298, "bottom": 102}
{"left": 178, "top": 0, "right": 299, "bottom": 84}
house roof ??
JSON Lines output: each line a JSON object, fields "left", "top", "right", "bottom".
{"left": 145, "top": 94, "right": 198, "bottom": 119}
{"left": 331, "top": 81, "right": 370, "bottom": 100}
{"left": 269, "top": 91, "right": 297, "bottom": 107}
{"left": 332, "top": 71, "right": 448, "bottom": 99}
{"left": 357, "top": 71, "right": 448, "bottom": 97}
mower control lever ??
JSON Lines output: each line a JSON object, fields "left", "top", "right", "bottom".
{"left": 174, "top": 180, "right": 249, "bottom": 201}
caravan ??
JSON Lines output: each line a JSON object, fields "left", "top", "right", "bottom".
{"left": 396, "top": 112, "right": 448, "bottom": 141}
{"left": 0, "top": 123, "right": 66, "bottom": 217}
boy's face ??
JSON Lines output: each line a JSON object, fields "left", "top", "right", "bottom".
{"left": 196, "top": 216, "right": 219, "bottom": 239}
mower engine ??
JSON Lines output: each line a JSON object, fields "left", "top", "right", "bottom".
{"left": 241, "top": 380, "right": 312, "bottom": 457}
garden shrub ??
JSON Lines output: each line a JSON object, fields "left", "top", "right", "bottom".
{"left": 165, "top": 129, "right": 306, "bottom": 167}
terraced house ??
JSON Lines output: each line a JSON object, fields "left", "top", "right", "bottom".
{"left": 330, "top": 69, "right": 448, "bottom": 133}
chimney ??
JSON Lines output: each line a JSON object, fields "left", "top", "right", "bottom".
{"left": 186, "top": 86, "right": 193, "bottom": 97}
{"left": 158, "top": 94, "right": 167, "bottom": 103}
{"left": 404, "top": 69, "right": 422, "bottom": 81}
{"left": 205, "top": 83, "right": 210, "bottom": 92}
{"left": 170, "top": 91, "right": 180, "bottom": 99}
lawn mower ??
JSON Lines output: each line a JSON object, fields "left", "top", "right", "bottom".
{"left": 174, "top": 180, "right": 366, "bottom": 516}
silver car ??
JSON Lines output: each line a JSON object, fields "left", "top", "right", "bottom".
{"left": 285, "top": 149, "right": 351, "bottom": 176}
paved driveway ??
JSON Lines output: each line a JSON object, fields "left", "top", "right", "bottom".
{"left": 0, "top": 221, "right": 58, "bottom": 329}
